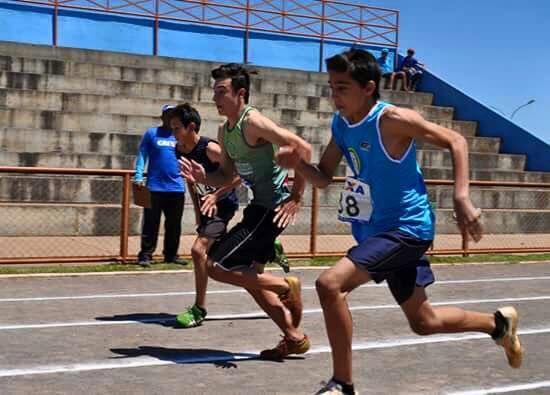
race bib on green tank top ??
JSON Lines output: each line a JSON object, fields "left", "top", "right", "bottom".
{"left": 338, "top": 177, "right": 373, "bottom": 223}
{"left": 194, "top": 182, "right": 215, "bottom": 197}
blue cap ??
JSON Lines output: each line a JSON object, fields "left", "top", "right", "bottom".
{"left": 162, "top": 104, "right": 175, "bottom": 112}
{"left": 381, "top": 48, "right": 389, "bottom": 54}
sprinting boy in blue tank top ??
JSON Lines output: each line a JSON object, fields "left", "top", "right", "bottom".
{"left": 277, "top": 48, "right": 523, "bottom": 395}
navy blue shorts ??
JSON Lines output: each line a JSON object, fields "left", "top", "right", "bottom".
{"left": 347, "top": 230, "right": 434, "bottom": 304}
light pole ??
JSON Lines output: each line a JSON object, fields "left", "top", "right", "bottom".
{"left": 511, "top": 99, "right": 536, "bottom": 119}
{"left": 489, "top": 99, "right": 536, "bottom": 119}
{"left": 488, "top": 105, "right": 507, "bottom": 116}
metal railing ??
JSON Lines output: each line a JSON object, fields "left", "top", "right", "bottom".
{"left": 1, "top": 166, "right": 550, "bottom": 264}
{"left": 7, "top": 0, "right": 399, "bottom": 70}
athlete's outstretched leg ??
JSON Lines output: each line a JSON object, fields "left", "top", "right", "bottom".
{"left": 401, "top": 286, "right": 523, "bottom": 368}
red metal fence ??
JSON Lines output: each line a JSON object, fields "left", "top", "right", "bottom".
{"left": 7, "top": 0, "right": 399, "bottom": 70}
{"left": 1, "top": 166, "right": 549, "bottom": 264}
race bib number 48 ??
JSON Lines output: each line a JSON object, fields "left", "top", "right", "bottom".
{"left": 338, "top": 177, "right": 373, "bottom": 223}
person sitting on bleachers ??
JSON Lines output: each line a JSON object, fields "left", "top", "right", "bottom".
{"left": 377, "top": 48, "right": 408, "bottom": 91}
{"left": 398, "top": 48, "right": 425, "bottom": 91}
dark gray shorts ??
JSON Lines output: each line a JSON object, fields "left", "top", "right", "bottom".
{"left": 196, "top": 201, "right": 237, "bottom": 240}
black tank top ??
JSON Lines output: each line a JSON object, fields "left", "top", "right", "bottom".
{"left": 176, "top": 137, "right": 238, "bottom": 204}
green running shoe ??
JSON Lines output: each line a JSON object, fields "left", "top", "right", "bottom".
{"left": 273, "top": 239, "right": 290, "bottom": 273}
{"left": 176, "top": 305, "right": 207, "bottom": 328}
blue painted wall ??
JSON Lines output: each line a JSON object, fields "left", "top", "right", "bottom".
{"left": 58, "top": 10, "right": 153, "bottom": 55}
{"left": 159, "top": 22, "right": 243, "bottom": 63}
{"left": 417, "top": 65, "right": 550, "bottom": 172}
{"left": 248, "top": 32, "right": 319, "bottom": 71}
{"left": 0, "top": 2, "right": 52, "bottom": 45}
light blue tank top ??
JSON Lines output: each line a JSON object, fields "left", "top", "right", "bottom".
{"left": 331, "top": 101, "right": 435, "bottom": 242}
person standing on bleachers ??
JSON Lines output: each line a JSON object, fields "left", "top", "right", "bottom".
{"left": 398, "top": 48, "right": 425, "bottom": 91}
{"left": 377, "top": 48, "right": 408, "bottom": 91}
{"left": 133, "top": 104, "right": 187, "bottom": 267}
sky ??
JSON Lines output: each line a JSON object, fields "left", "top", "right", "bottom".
{"left": 364, "top": 0, "right": 549, "bottom": 143}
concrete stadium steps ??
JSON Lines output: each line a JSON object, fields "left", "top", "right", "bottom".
{"left": 0, "top": 88, "right": 454, "bottom": 121}
{"left": 0, "top": 128, "right": 499, "bottom": 155}
{"left": 0, "top": 128, "right": 143, "bottom": 156}
{"left": 434, "top": 209, "right": 550, "bottom": 234}
{"left": 335, "top": 165, "right": 550, "bottom": 183}
{"left": 0, "top": 148, "right": 525, "bottom": 171}
{"left": 0, "top": 69, "right": 435, "bottom": 109}
{"left": 0, "top": 108, "right": 161, "bottom": 133}
{"left": 428, "top": 186, "right": 550, "bottom": 210}
{"left": 416, "top": 136, "right": 501, "bottom": 153}
{"left": 306, "top": 184, "right": 550, "bottom": 210}
{"left": 0, "top": 202, "right": 145, "bottom": 236}
{"left": 0, "top": 41, "right": 333, "bottom": 84}
{"left": 415, "top": 149, "right": 525, "bottom": 171}
{"left": 0, "top": 107, "right": 475, "bottom": 140}
{"left": 309, "top": 147, "right": 526, "bottom": 171}
{"left": 4, "top": 174, "right": 549, "bottom": 211}
{"left": 0, "top": 175, "right": 124, "bottom": 204}
{"left": 0, "top": 152, "right": 135, "bottom": 168}
{"left": 1, "top": 202, "right": 548, "bottom": 236}
{"left": 314, "top": 209, "right": 550, "bottom": 235}
{"left": 0, "top": 70, "right": 199, "bottom": 102}
{"left": 0, "top": 55, "right": 206, "bottom": 86}
{"left": 421, "top": 167, "right": 550, "bottom": 183}
{"left": 0, "top": 176, "right": 249, "bottom": 205}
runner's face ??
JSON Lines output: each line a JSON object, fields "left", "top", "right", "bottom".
{"left": 328, "top": 70, "right": 374, "bottom": 120}
{"left": 213, "top": 78, "right": 242, "bottom": 117}
{"left": 170, "top": 117, "right": 191, "bottom": 143}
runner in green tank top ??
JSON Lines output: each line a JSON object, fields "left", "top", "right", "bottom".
{"left": 223, "top": 104, "right": 290, "bottom": 209}
{"left": 179, "top": 63, "right": 313, "bottom": 360}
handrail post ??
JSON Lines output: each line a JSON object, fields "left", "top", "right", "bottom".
{"left": 244, "top": 0, "right": 250, "bottom": 64}
{"left": 394, "top": 10, "right": 400, "bottom": 70}
{"left": 318, "top": 0, "right": 326, "bottom": 72}
{"left": 153, "top": 0, "right": 159, "bottom": 56}
{"left": 120, "top": 173, "right": 131, "bottom": 263}
{"left": 52, "top": 0, "right": 58, "bottom": 47}
{"left": 462, "top": 233, "right": 469, "bottom": 258}
{"left": 309, "top": 187, "right": 318, "bottom": 258}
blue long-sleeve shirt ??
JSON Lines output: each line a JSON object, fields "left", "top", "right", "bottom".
{"left": 377, "top": 56, "right": 394, "bottom": 74}
{"left": 133, "top": 127, "right": 185, "bottom": 193}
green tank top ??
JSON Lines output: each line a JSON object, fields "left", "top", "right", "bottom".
{"left": 223, "top": 106, "right": 290, "bottom": 209}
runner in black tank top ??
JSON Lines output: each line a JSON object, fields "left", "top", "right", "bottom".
{"left": 170, "top": 104, "right": 241, "bottom": 328}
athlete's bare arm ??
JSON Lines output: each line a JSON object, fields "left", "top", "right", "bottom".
{"left": 244, "top": 111, "right": 312, "bottom": 227}
{"left": 277, "top": 137, "right": 344, "bottom": 189}
{"left": 198, "top": 141, "right": 241, "bottom": 217}
{"left": 380, "top": 106, "right": 482, "bottom": 242}
{"left": 178, "top": 124, "right": 237, "bottom": 188}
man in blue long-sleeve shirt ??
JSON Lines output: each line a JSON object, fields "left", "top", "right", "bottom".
{"left": 133, "top": 104, "right": 187, "bottom": 266}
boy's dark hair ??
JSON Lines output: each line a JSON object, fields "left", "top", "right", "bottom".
{"left": 211, "top": 63, "right": 256, "bottom": 104}
{"left": 170, "top": 103, "right": 201, "bottom": 133}
{"left": 325, "top": 48, "right": 381, "bottom": 100}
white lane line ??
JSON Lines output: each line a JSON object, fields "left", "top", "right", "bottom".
{"left": 447, "top": 380, "right": 550, "bottom": 394}
{"left": 0, "top": 327, "right": 548, "bottom": 378}
{"left": 1, "top": 295, "right": 549, "bottom": 331}
{"left": 2, "top": 276, "right": 550, "bottom": 303}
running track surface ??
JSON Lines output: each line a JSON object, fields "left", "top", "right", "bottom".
{"left": 0, "top": 262, "right": 549, "bottom": 394}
